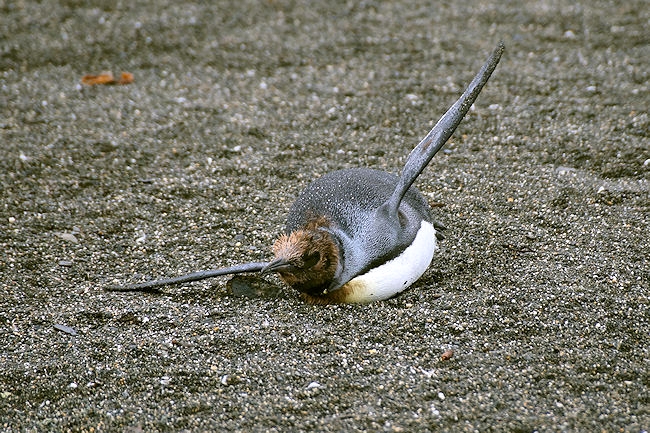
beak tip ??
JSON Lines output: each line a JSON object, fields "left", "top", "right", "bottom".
{"left": 261, "top": 258, "right": 290, "bottom": 275}
{"left": 260, "top": 266, "right": 272, "bottom": 275}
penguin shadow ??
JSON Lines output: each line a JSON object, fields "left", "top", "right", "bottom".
{"left": 225, "top": 274, "right": 286, "bottom": 300}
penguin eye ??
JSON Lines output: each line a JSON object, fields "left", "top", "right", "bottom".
{"left": 301, "top": 251, "right": 320, "bottom": 269}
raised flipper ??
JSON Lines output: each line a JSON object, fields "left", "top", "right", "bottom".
{"left": 106, "top": 262, "right": 269, "bottom": 292}
{"left": 386, "top": 41, "right": 505, "bottom": 220}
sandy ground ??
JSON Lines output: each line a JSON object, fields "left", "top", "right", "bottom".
{"left": 1, "top": 0, "right": 648, "bottom": 431}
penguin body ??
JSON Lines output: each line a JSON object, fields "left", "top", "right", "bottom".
{"left": 108, "top": 42, "right": 505, "bottom": 304}
{"left": 276, "top": 168, "right": 438, "bottom": 303}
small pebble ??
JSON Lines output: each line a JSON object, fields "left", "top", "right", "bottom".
{"left": 441, "top": 350, "right": 454, "bottom": 361}
{"left": 54, "top": 324, "right": 78, "bottom": 336}
{"left": 55, "top": 232, "right": 79, "bottom": 243}
{"left": 555, "top": 166, "right": 576, "bottom": 175}
{"left": 306, "top": 381, "right": 321, "bottom": 390}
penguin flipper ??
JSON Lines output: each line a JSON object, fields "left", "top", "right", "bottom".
{"left": 386, "top": 41, "right": 504, "bottom": 220}
{"left": 106, "top": 262, "right": 269, "bottom": 292}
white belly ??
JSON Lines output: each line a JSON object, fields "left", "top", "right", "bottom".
{"left": 342, "top": 221, "right": 438, "bottom": 303}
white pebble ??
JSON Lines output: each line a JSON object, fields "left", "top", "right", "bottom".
{"left": 306, "top": 381, "right": 321, "bottom": 390}
{"left": 55, "top": 232, "right": 79, "bottom": 243}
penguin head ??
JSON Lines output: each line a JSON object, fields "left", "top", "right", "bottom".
{"left": 262, "top": 228, "right": 339, "bottom": 296}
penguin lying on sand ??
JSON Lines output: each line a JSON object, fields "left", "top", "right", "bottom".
{"left": 108, "top": 42, "right": 504, "bottom": 304}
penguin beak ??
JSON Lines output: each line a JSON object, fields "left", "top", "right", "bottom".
{"left": 261, "top": 258, "right": 293, "bottom": 274}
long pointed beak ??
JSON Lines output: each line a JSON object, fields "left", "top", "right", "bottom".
{"left": 261, "top": 257, "right": 293, "bottom": 275}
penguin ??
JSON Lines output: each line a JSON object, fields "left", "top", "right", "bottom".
{"left": 108, "top": 41, "right": 504, "bottom": 304}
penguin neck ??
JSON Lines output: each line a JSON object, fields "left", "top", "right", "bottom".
{"left": 272, "top": 218, "right": 341, "bottom": 295}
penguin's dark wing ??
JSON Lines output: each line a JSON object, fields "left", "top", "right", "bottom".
{"left": 106, "top": 262, "right": 268, "bottom": 293}
{"left": 385, "top": 41, "right": 505, "bottom": 220}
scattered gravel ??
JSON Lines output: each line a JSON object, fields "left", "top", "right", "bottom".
{"left": 1, "top": 0, "right": 648, "bottom": 431}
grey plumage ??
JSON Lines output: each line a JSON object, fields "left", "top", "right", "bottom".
{"left": 285, "top": 168, "right": 433, "bottom": 292}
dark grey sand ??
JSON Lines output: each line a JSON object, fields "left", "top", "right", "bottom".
{"left": 1, "top": 1, "right": 648, "bottom": 431}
